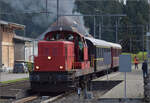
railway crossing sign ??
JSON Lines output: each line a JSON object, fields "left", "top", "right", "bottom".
{"left": 119, "top": 54, "right": 131, "bottom": 99}
{"left": 104, "top": 52, "right": 111, "bottom": 80}
{"left": 119, "top": 55, "right": 132, "bottom": 72}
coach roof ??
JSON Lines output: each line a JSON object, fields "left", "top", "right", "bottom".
{"left": 107, "top": 42, "right": 122, "bottom": 49}
{"left": 85, "top": 37, "right": 111, "bottom": 48}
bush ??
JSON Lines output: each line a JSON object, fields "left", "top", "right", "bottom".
{"left": 26, "top": 62, "right": 33, "bottom": 72}
{"left": 122, "top": 52, "right": 147, "bottom": 63}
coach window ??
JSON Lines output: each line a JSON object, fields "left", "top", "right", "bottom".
{"left": 102, "top": 48, "right": 104, "bottom": 57}
{"left": 96, "top": 48, "right": 98, "bottom": 58}
{"left": 117, "top": 49, "right": 118, "bottom": 56}
{"left": 101, "top": 48, "right": 103, "bottom": 57}
{"left": 97, "top": 48, "right": 99, "bottom": 58}
{"left": 99, "top": 48, "right": 101, "bottom": 57}
{"left": 113, "top": 49, "right": 114, "bottom": 56}
{"left": 97, "top": 48, "right": 98, "bottom": 58}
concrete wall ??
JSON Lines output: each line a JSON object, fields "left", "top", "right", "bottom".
{"left": 0, "top": 26, "right": 2, "bottom": 68}
{"left": 1, "top": 26, "right": 14, "bottom": 69}
{"left": 14, "top": 42, "right": 25, "bottom": 61}
{"left": 25, "top": 42, "right": 33, "bottom": 62}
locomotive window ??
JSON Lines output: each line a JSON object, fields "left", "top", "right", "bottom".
{"left": 53, "top": 34, "right": 61, "bottom": 40}
{"left": 46, "top": 36, "right": 50, "bottom": 41}
{"left": 64, "top": 34, "right": 74, "bottom": 41}
{"left": 52, "top": 47, "right": 58, "bottom": 56}
{"left": 41, "top": 47, "right": 49, "bottom": 56}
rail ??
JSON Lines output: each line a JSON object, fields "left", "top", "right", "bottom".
{"left": 12, "top": 95, "right": 38, "bottom": 103}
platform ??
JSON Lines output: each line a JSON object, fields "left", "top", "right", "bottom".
{"left": 0, "top": 72, "right": 29, "bottom": 82}
{"left": 94, "top": 64, "right": 144, "bottom": 99}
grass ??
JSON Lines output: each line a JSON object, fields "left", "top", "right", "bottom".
{"left": 0, "top": 77, "right": 29, "bottom": 84}
{"left": 122, "top": 52, "right": 147, "bottom": 63}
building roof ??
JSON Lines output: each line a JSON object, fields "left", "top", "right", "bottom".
{"left": 0, "top": 20, "right": 25, "bottom": 30}
{"left": 14, "top": 35, "right": 33, "bottom": 42}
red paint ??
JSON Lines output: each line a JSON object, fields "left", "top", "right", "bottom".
{"left": 34, "top": 41, "right": 74, "bottom": 71}
{"left": 73, "top": 61, "right": 90, "bottom": 69}
{"left": 84, "top": 47, "right": 88, "bottom": 61}
{"left": 111, "top": 48, "right": 121, "bottom": 68}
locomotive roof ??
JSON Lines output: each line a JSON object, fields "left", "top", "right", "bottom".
{"left": 37, "top": 26, "right": 85, "bottom": 40}
{"left": 85, "top": 37, "right": 111, "bottom": 48}
{"left": 39, "top": 40, "right": 74, "bottom": 45}
{"left": 107, "top": 42, "right": 122, "bottom": 49}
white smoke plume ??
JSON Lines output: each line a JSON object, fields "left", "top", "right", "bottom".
{"left": 2, "top": 0, "right": 88, "bottom": 34}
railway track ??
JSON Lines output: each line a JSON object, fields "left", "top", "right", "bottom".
{"left": 0, "top": 80, "right": 31, "bottom": 100}
{"left": 0, "top": 71, "right": 120, "bottom": 103}
{"left": 12, "top": 95, "right": 38, "bottom": 103}
{"left": 0, "top": 80, "right": 29, "bottom": 87}
{"left": 11, "top": 90, "right": 74, "bottom": 103}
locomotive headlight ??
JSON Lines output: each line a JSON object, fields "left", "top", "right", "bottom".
{"left": 48, "top": 56, "right": 51, "bottom": 60}
{"left": 59, "top": 66, "right": 63, "bottom": 69}
{"left": 36, "top": 66, "right": 40, "bottom": 70}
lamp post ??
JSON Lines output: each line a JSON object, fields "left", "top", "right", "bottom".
{"left": 144, "top": 32, "right": 150, "bottom": 102}
{"left": 146, "top": 32, "right": 150, "bottom": 73}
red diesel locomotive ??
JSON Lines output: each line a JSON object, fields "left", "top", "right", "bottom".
{"left": 29, "top": 26, "right": 122, "bottom": 93}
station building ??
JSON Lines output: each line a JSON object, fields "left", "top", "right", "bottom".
{"left": 0, "top": 20, "right": 33, "bottom": 71}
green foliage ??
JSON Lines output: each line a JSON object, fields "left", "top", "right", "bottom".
{"left": 122, "top": 52, "right": 147, "bottom": 63}
{"left": 75, "top": 0, "right": 149, "bottom": 52}
{"left": 0, "top": 78, "right": 29, "bottom": 84}
{"left": 26, "top": 62, "right": 33, "bottom": 72}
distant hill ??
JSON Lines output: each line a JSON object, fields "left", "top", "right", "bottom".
{"left": 0, "top": 0, "right": 51, "bottom": 38}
